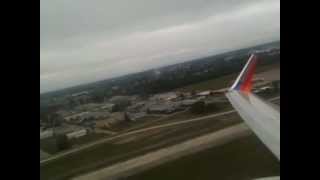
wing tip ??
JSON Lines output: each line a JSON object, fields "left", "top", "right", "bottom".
{"left": 229, "top": 54, "right": 258, "bottom": 93}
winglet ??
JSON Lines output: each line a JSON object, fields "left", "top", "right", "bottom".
{"left": 229, "top": 54, "right": 258, "bottom": 93}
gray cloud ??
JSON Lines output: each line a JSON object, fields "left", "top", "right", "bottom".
{"left": 40, "top": 0, "right": 280, "bottom": 93}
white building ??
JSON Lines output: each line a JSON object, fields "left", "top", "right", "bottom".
{"left": 64, "top": 111, "right": 110, "bottom": 122}
{"left": 147, "top": 102, "right": 184, "bottom": 114}
{"left": 64, "top": 112, "right": 90, "bottom": 122}
{"left": 100, "top": 103, "right": 115, "bottom": 112}
{"left": 127, "top": 112, "right": 147, "bottom": 121}
{"left": 196, "top": 91, "right": 211, "bottom": 97}
{"left": 66, "top": 129, "right": 87, "bottom": 139}
{"left": 150, "top": 92, "right": 178, "bottom": 101}
{"left": 40, "top": 129, "right": 53, "bottom": 139}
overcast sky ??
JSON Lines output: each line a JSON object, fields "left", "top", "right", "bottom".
{"left": 40, "top": 0, "right": 280, "bottom": 93}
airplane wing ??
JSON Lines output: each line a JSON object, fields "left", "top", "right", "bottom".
{"left": 225, "top": 54, "right": 280, "bottom": 160}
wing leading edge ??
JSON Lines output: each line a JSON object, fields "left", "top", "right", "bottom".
{"left": 225, "top": 54, "right": 280, "bottom": 160}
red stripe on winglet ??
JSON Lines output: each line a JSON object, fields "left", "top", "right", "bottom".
{"left": 240, "top": 55, "right": 258, "bottom": 93}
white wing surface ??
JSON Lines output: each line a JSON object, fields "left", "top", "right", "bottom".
{"left": 225, "top": 54, "right": 280, "bottom": 160}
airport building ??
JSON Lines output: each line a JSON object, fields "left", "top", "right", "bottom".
{"left": 66, "top": 129, "right": 87, "bottom": 139}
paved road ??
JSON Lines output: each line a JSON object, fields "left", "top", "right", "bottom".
{"left": 40, "top": 96, "right": 279, "bottom": 165}
{"left": 73, "top": 123, "right": 251, "bottom": 180}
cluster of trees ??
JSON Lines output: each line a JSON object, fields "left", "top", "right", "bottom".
{"left": 55, "top": 134, "right": 71, "bottom": 151}
{"left": 40, "top": 134, "right": 71, "bottom": 153}
{"left": 40, "top": 104, "right": 64, "bottom": 127}
{"left": 112, "top": 100, "right": 131, "bottom": 112}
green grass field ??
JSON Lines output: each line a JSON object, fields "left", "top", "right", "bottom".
{"left": 126, "top": 134, "right": 280, "bottom": 180}
{"left": 70, "top": 133, "right": 107, "bottom": 147}
{"left": 40, "top": 113, "right": 242, "bottom": 180}
{"left": 40, "top": 137, "right": 59, "bottom": 154}
{"left": 40, "top": 132, "right": 108, "bottom": 156}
